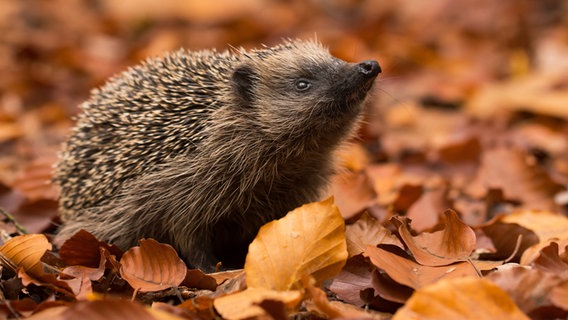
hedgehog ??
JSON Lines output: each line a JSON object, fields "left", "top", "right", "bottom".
{"left": 54, "top": 39, "right": 381, "bottom": 271}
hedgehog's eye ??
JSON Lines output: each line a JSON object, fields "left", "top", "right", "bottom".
{"left": 295, "top": 79, "right": 311, "bottom": 92}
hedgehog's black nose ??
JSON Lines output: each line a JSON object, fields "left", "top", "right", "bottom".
{"left": 357, "top": 60, "right": 381, "bottom": 78}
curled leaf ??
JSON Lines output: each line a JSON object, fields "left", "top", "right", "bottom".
{"left": 0, "top": 234, "right": 52, "bottom": 277}
{"left": 119, "top": 238, "right": 187, "bottom": 292}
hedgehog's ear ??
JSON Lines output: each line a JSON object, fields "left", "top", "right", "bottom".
{"left": 231, "top": 65, "right": 256, "bottom": 104}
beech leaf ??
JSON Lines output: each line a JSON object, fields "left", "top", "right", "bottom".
{"left": 364, "top": 245, "right": 479, "bottom": 290}
{"left": 394, "top": 210, "right": 477, "bottom": 266}
{"left": 119, "top": 238, "right": 187, "bottom": 292}
{"left": 393, "top": 277, "right": 529, "bottom": 320}
{"left": 345, "top": 212, "right": 403, "bottom": 258}
{"left": 245, "top": 197, "right": 348, "bottom": 290}
{"left": 213, "top": 288, "right": 302, "bottom": 320}
{"left": 0, "top": 234, "right": 52, "bottom": 277}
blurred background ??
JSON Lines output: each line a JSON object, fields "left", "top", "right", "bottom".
{"left": 1, "top": 0, "right": 567, "bottom": 232}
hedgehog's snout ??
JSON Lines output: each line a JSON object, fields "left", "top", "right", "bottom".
{"left": 357, "top": 60, "right": 381, "bottom": 79}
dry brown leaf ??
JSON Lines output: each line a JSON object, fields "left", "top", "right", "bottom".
{"left": 331, "top": 171, "right": 377, "bottom": 220}
{"left": 393, "top": 277, "right": 529, "bottom": 320}
{"left": 345, "top": 212, "right": 403, "bottom": 258}
{"left": 120, "top": 238, "right": 187, "bottom": 292}
{"left": 328, "top": 255, "right": 374, "bottom": 306}
{"left": 522, "top": 238, "right": 568, "bottom": 266}
{"left": 486, "top": 264, "right": 566, "bottom": 316}
{"left": 213, "top": 288, "right": 302, "bottom": 320}
{"left": 467, "top": 147, "right": 563, "bottom": 211}
{"left": 28, "top": 299, "right": 167, "bottom": 320}
{"left": 466, "top": 72, "right": 568, "bottom": 119}
{"left": 364, "top": 245, "right": 479, "bottom": 290}
{"left": 11, "top": 156, "right": 59, "bottom": 201}
{"left": 176, "top": 296, "right": 215, "bottom": 319}
{"left": 405, "top": 188, "right": 450, "bottom": 231}
{"left": 531, "top": 242, "right": 568, "bottom": 277}
{"left": 305, "top": 280, "right": 387, "bottom": 319}
{"left": 245, "top": 198, "right": 347, "bottom": 290}
{"left": 503, "top": 210, "right": 568, "bottom": 264}
{"left": 550, "top": 281, "right": 568, "bottom": 311}
{"left": 0, "top": 234, "right": 52, "bottom": 277}
{"left": 180, "top": 269, "right": 218, "bottom": 291}
{"left": 478, "top": 219, "right": 539, "bottom": 262}
{"left": 394, "top": 211, "right": 476, "bottom": 266}
{"left": 59, "top": 229, "right": 123, "bottom": 267}
{"left": 503, "top": 210, "right": 568, "bottom": 243}
{"left": 18, "top": 268, "right": 78, "bottom": 297}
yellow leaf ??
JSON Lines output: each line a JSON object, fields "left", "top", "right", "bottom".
{"left": 213, "top": 288, "right": 302, "bottom": 320}
{"left": 393, "top": 277, "right": 529, "bottom": 320}
{"left": 245, "top": 197, "right": 348, "bottom": 290}
{"left": 120, "top": 239, "right": 187, "bottom": 292}
{"left": 0, "top": 234, "right": 52, "bottom": 277}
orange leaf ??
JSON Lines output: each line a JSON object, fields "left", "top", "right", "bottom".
{"left": 0, "top": 234, "right": 52, "bottom": 277}
{"left": 213, "top": 288, "right": 302, "bottom": 320}
{"left": 364, "top": 245, "right": 479, "bottom": 289}
{"left": 28, "top": 299, "right": 158, "bottom": 320}
{"left": 345, "top": 212, "right": 403, "bottom": 258}
{"left": 330, "top": 170, "right": 377, "bottom": 219}
{"left": 393, "top": 277, "right": 529, "bottom": 320}
{"left": 504, "top": 210, "right": 568, "bottom": 243}
{"left": 245, "top": 198, "right": 347, "bottom": 291}
{"left": 59, "top": 229, "right": 123, "bottom": 267}
{"left": 119, "top": 238, "right": 187, "bottom": 292}
{"left": 394, "top": 210, "right": 476, "bottom": 266}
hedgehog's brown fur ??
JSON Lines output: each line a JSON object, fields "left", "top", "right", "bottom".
{"left": 55, "top": 40, "right": 380, "bottom": 271}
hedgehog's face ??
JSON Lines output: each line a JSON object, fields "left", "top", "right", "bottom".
{"left": 231, "top": 41, "right": 380, "bottom": 141}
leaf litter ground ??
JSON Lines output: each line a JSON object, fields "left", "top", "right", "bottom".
{"left": 1, "top": 0, "right": 568, "bottom": 319}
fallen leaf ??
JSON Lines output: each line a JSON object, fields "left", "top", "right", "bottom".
{"left": 467, "top": 147, "right": 563, "bottom": 211}
{"left": 405, "top": 187, "right": 450, "bottom": 231}
{"left": 213, "top": 288, "right": 302, "bottom": 320}
{"left": 306, "top": 280, "right": 387, "bottom": 319}
{"left": 364, "top": 245, "right": 479, "bottom": 290}
{"left": 345, "top": 212, "right": 403, "bottom": 258}
{"left": 120, "top": 238, "right": 187, "bottom": 292}
{"left": 393, "top": 277, "right": 529, "bottom": 320}
{"left": 486, "top": 264, "right": 566, "bottom": 316}
{"left": 180, "top": 269, "right": 218, "bottom": 291}
{"left": 245, "top": 198, "right": 347, "bottom": 290}
{"left": 329, "top": 255, "right": 375, "bottom": 306}
{"left": 503, "top": 209, "right": 568, "bottom": 243}
{"left": 393, "top": 211, "right": 477, "bottom": 266}
{"left": 522, "top": 238, "right": 568, "bottom": 265}
{"left": 59, "top": 229, "right": 123, "bottom": 267}
{"left": 331, "top": 171, "right": 377, "bottom": 219}
{"left": 531, "top": 242, "right": 568, "bottom": 277}
{"left": 0, "top": 234, "right": 52, "bottom": 277}
{"left": 11, "top": 156, "right": 59, "bottom": 201}
{"left": 28, "top": 299, "right": 162, "bottom": 320}
{"left": 478, "top": 219, "right": 539, "bottom": 262}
